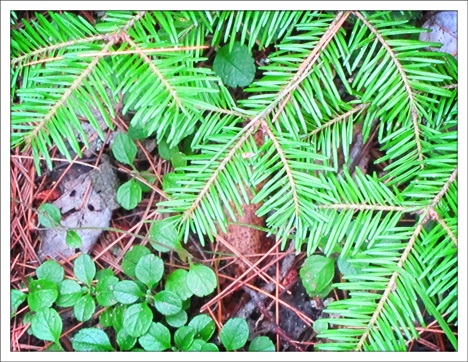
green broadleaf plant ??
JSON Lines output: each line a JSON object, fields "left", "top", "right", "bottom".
{"left": 213, "top": 42, "right": 256, "bottom": 87}
{"left": 300, "top": 255, "right": 335, "bottom": 298}
{"left": 11, "top": 10, "right": 458, "bottom": 351}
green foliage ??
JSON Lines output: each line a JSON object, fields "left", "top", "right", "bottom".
{"left": 213, "top": 42, "right": 256, "bottom": 87}
{"left": 72, "top": 328, "right": 115, "bottom": 351}
{"left": 74, "top": 294, "right": 96, "bottom": 322}
{"left": 300, "top": 255, "right": 335, "bottom": 298}
{"left": 112, "top": 132, "right": 137, "bottom": 166}
{"left": 158, "top": 139, "right": 179, "bottom": 161}
{"left": 313, "top": 319, "right": 329, "bottom": 334}
{"left": 11, "top": 10, "right": 458, "bottom": 352}
{"left": 121, "top": 245, "right": 151, "bottom": 277}
{"left": 148, "top": 219, "right": 182, "bottom": 253}
{"left": 66, "top": 230, "right": 82, "bottom": 248}
{"left": 154, "top": 291, "right": 182, "bottom": 316}
{"left": 135, "top": 254, "right": 164, "bottom": 289}
{"left": 138, "top": 322, "right": 171, "bottom": 351}
{"left": 36, "top": 260, "right": 64, "bottom": 284}
{"left": 186, "top": 264, "right": 217, "bottom": 297}
{"left": 30, "top": 307, "right": 62, "bottom": 344}
{"left": 56, "top": 280, "right": 82, "bottom": 307}
{"left": 27, "top": 279, "right": 58, "bottom": 311}
{"left": 10, "top": 290, "right": 26, "bottom": 318}
{"left": 116, "top": 179, "right": 142, "bottom": 210}
{"left": 165, "top": 269, "right": 193, "bottom": 300}
{"left": 220, "top": 317, "right": 250, "bottom": 351}
{"left": 11, "top": 241, "right": 221, "bottom": 351}
{"left": 73, "top": 254, "right": 96, "bottom": 286}
{"left": 249, "top": 336, "right": 276, "bottom": 352}
{"left": 37, "top": 203, "right": 61, "bottom": 228}
{"left": 188, "top": 314, "right": 216, "bottom": 341}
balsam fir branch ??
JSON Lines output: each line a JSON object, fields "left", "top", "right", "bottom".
{"left": 10, "top": 10, "right": 457, "bottom": 352}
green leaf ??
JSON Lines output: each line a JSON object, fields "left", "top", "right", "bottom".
{"left": 135, "top": 254, "right": 164, "bottom": 289}
{"left": 112, "top": 132, "right": 137, "bottom": 166}
{"left": 188, "top": 314, "right": 215, "bottom": 341}
{"left": 112, "top": 304, "right": 128, "bottom": 332}
{"left": 113, "top": 280, "right": 144, "bottom": 304}
{"left": 165, "top": 269, "right": 193, "bottom": 301}
{"left": 165, "top": 309, "right": 188, "bottom": 328}
{"left": 99, "top": 307, "right": 114, "bottom": 327}
{"left": 73, "top": 254, "right": 96, "bottom": 286}
{"left": 46, "top": 342, "right": 65, "bottom": 351}
{"left": 11, "top": 289, "right": 26, "bottom": 318}
{"left": 31, "top": 307, "right": 62, "bottom": 344}
{"left": 117, "top": 328, "right": 137, "bottom": 351}
{"left": 187, "top": 264, "right": 217, "bottom": 297}
{"left": 96, "top": 268, "right": 114, "bottom": 280}
{"left": 66, "top": 230, "right": 82, "bottom": 248}
{"left": 38, "top": 203, "right": 61, "bottom": 228}
{"left": 116, "top": 179, "right": 142, "bottom": 210}
{"left": 36, "top": 260, "right": 64, "bottom": 284}
{"left": 148, "top": 219, "right": 182, "bottom": 253}
{"left": 171, "top": 152, "right": 187, "bottom": 169}
{"left": 201, "top": 343, "right": 219, "bottom": 352}
{"left": 23, "top": 311, "right": 33, "bottom": 326}
{"left": 72, "top": 328, "right": 115, "bottom": 351}
{"left": 154, "top": 290, "right": 182, "bottom": 316}
{"left": 158, "top": 138, "right": 178, "bottom": 161}
{"left": 95, "top": 274, "right": 118, "bottom": 307}
{"left": 74, "top": 294, "right": 96, "bottom": 322}
{"left": 213, "top": 42, "right": 256, "bottom": 87}
{"left": 313, "top": 319, "right": 329, "bottom": 334}
{"left": 123, "top": 302, "right": 153, "bottom": 337}
{"left": 185, "top": 338, "right": 206, "bottom": 351}
{"left": 249, "top": 336, "right": 275, "bottom": 352}
{"left": 27, "top": 279, "right": 58, "bottom": 311}
{"left": 220, "top": 317, "right": 249, "bottom": 351}
{"left": 56, "top": 279, "right": 82, "bottom": 307}
{"left": 174, "top": 325, "right": 196, "bottom": 351}
{"left": 138, "top": 322, "right": 171, "bottom": 351}
{"left": 122, "top": 245, "right": 151, "bottom": 277}
{"left": 300, "top": 255, "right": 335, "bottom": 298}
